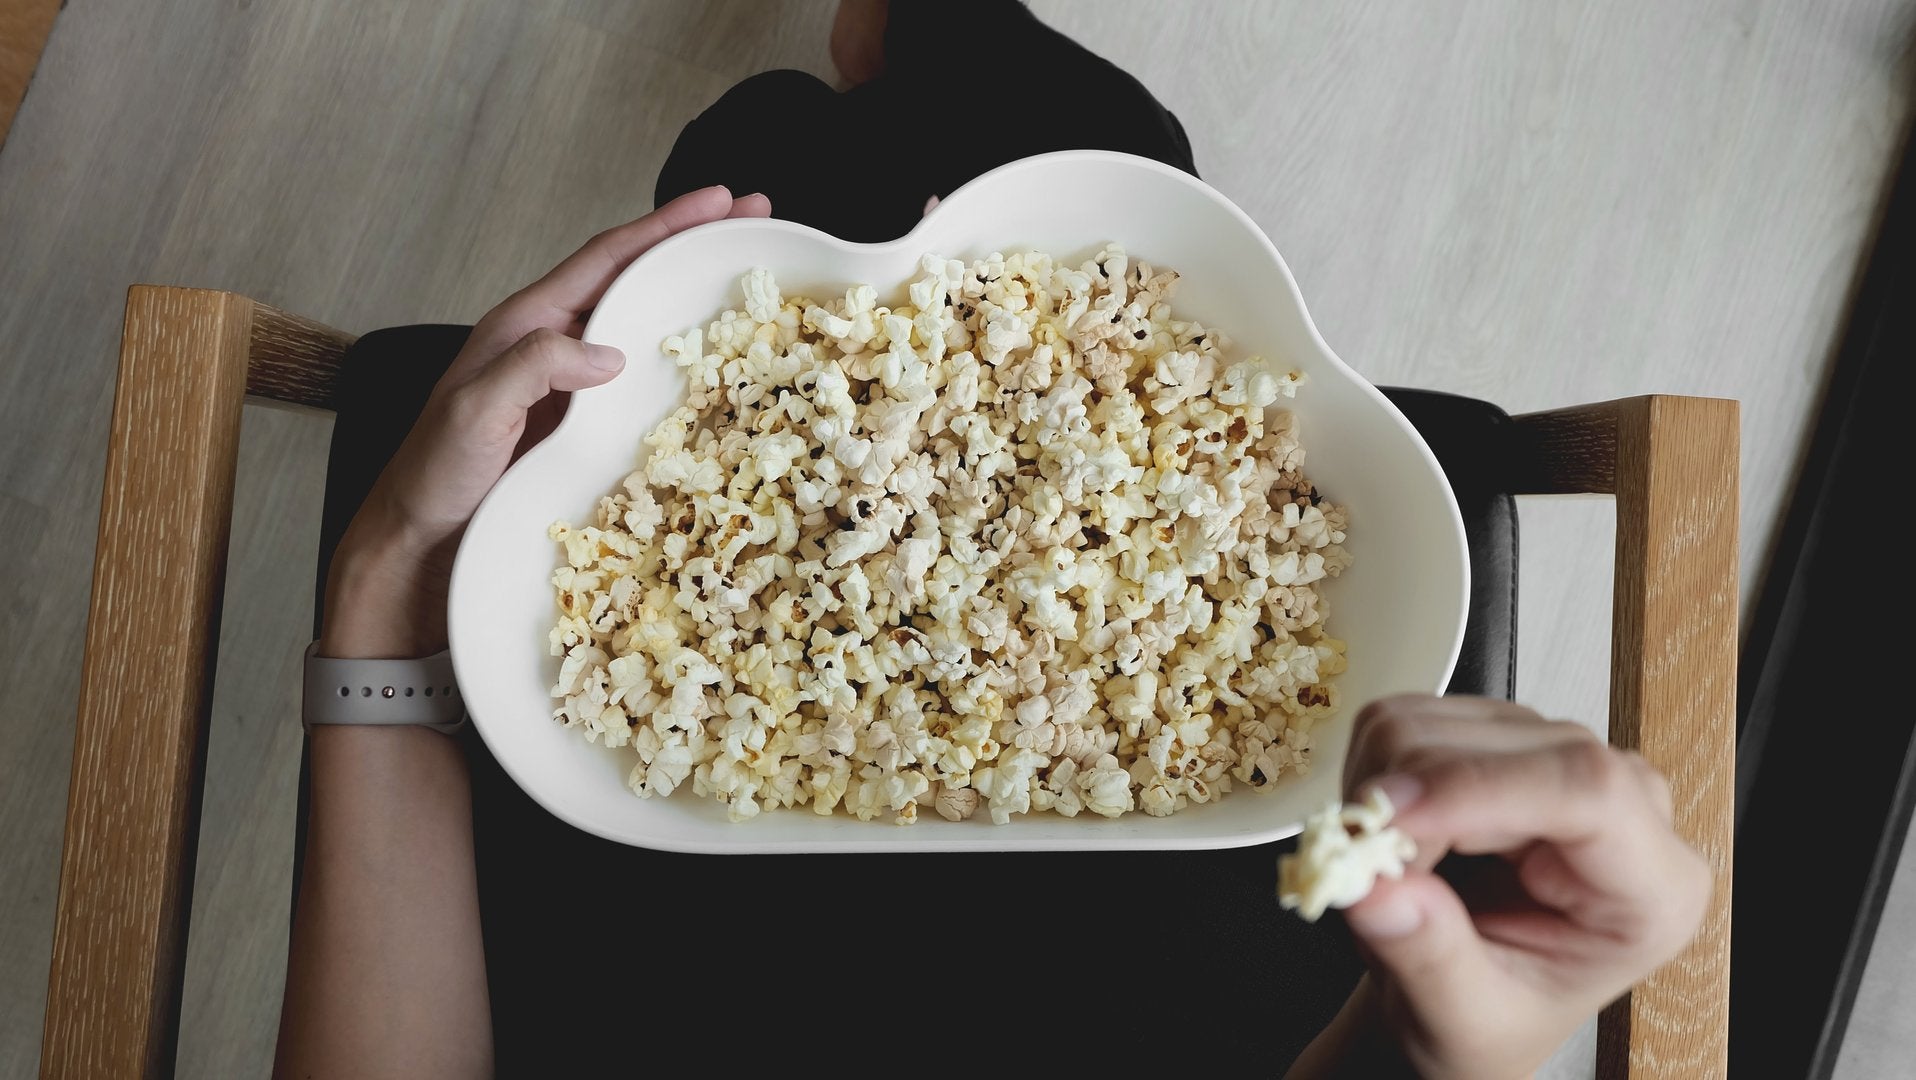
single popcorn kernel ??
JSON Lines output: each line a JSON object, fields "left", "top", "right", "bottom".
{"left": 548, "top": 245, "right": 1351, "bottom": 824}
{"left": 1277, "top": 788, "right": 1416, "bottom": 921}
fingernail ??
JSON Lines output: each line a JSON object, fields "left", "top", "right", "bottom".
{"left": 1368, "top": 773, "right": 1424, "bottom": 814}
{"left": 1347, "top": 887, "right": 1423, "bottom": 939}
{"left": 585, "top": 344, "right": 625, "bottom": 371}
{"left": 744, "top": 191, "right": 767, "bottom": 202}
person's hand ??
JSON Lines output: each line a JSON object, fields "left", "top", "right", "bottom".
{"left": 1300, "top": 694, "right": 1711, "bottom": 1080}
{"left": 320, "top": 185, "right": 771, "bottom": 658}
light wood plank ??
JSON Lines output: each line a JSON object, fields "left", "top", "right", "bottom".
{"left": 1512, "top": 396, "right": 1739, "bottom": 1078}
{"left": 40, "top": 287, "right": 253, "bottom": 1080}
{"left": 1598, "top": 396, "right": 1740, "bottom": 1079}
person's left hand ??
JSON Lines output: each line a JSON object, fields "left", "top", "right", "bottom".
{"left": 320, "top": 186, "right": 771, "bottom": 658}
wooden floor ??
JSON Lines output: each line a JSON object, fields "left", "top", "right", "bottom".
{"left": 0, "top": 1, "right": 1910, "bottom": 1076}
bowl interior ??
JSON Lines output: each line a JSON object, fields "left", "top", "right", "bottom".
{"left": 448, "top": 150, "right": 1468, "bottom": 853}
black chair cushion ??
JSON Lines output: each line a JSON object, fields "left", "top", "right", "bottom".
{"left": 309, "top": 326, "right": 1517, "bottom": 1074}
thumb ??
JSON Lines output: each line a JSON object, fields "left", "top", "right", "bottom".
{"left": 1345, "top": 873, "right": 1491, "bottom": 1011}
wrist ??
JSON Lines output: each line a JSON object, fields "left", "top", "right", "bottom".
{"left": 319, "top": 517, "right": 454, "bottom": 659}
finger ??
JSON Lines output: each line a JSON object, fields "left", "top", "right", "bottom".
{"left": 1354, "top": 694, "right": 1546, "bottom": 731}
{"left": 1344, "top": 713, "right": 1584, "bottom": 797}
{"left": 1391, "top": 741, "right": 1626, "bottom": 850}
{"left": 728, "top": 192, "right": 772, "bottom": 218}
{"left": 1382, "top": 741, "right": 1680, "bottom": 911}
{"left": 1342, "top": 695, "right": 1582, "bottom": 795}
{"left": 549, "top": 194, "right": 759, "bottom": 353}
{"left": 1344, "top": 873, "right": 1496, "bottom": 1026}
{"left": 513, "top": 185, "right": 740, "bottom": 320}
{"left": 447, "top": 328, "right": 624, "bottom": 442}
{"left": 1511, "top": 832, "right": 1711, "bottom": 963}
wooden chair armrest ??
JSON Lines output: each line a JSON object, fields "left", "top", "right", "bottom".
{"left": 1510, "top": 396, "right": 1740, "bottom": 1079}
{"left": 41, "top": 286, "right": 353, "bottom": 1080}
{"left": 245, "top": 303, "right": 356, "bottom": 411}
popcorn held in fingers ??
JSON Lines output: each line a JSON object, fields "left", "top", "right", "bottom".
{"left": 548, "top": 245, "right": 1352, "bottom": 824}
{"left": 1277, "top": 788, "right": 1416, "bottom": 921}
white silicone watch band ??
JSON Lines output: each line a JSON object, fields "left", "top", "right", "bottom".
{"left": 302, "top": 642, "right": 466, "bottom": 733}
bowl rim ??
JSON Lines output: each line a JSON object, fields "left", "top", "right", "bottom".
{"left": 447, "top": 148, "right": 1469, "bottom": 852}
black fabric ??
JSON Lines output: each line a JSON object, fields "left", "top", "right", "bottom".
{"left": 304, "top": 9, "right": 1514, "bottom": 1073}
{"left": 654, "top": 0, "right": 1199, "bottom": 243}
{"left": 1380, "top": 390, "right": 1518, "bottom": 701}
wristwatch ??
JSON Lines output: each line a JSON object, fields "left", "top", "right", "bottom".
{"left": 301, "top": 642, "right": 467, "bottom": 734}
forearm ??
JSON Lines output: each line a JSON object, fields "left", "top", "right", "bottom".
{"left": 275, "top": 728, "right": 490, "bottom": 1079}
{"left": 275, "top": 535, "right": 491, "bottom": 1079}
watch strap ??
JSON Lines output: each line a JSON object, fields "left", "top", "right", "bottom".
{"left": 302, "top": 642, "right": 467, "bottom": 733}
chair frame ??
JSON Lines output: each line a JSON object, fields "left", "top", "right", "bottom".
{"left": 38, "top": 285, "right": 1739, "bottom": 1079}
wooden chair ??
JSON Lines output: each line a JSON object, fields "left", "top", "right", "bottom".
{"left": 39, "top": 285, "right": 1739, "bottom": 1079}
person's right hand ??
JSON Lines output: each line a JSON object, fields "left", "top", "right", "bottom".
{"left": 1324, "top": 695, "right": 1712, "bottom": 1080}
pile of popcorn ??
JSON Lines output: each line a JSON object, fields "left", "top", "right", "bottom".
{"left": 547, "top": 245, "right": 1351, "bottom": 825}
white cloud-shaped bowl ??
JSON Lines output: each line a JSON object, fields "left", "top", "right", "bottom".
{"left": 448, "top": 150, "right": 1468, "bottom": 853}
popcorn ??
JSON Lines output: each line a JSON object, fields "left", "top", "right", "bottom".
{"left": 1277, "top": 788, "right": 1417, "bottom": 921}
{"left": 548, "top": 246, "right": 1351, "bottom": 824}
{"left": 935, "top": 784, "right": 981, "bottom": 822}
